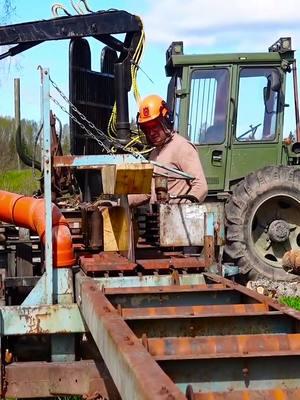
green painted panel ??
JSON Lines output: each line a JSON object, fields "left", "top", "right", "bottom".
{"left": 229, "top": 144, "right": 279, "bottom": 182}
{"left": 198, "top": 146, "right": 226, "bottom": 190}
{"left": 172, "top": 52, "right": 284, "bottom": 67}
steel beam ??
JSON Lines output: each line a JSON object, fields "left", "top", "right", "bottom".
{"left": 137, "top": 257, "right": 206, "bottom": 269}
{"left": 106, "top": 288, "right": 244, "bottom": 309}
{"left": 126, "top": 312, "right": 291, "bottom": 338}
{"left": 93, "top": 272, "right": 208, "bottom": 288}
{"left": 41, "top": 67, "right": 53, "bottom": 305}
{"left": 53, "top": 154, "right": 146, "bottom": 168}
{"left": 205, "top": 273, "right": 300, "bottom": 319}
{"left": 162, "top": 357, "right": 300, "bottom": 393}
{"left": 22, "top": 268, "right": 74, "bottom": 306}
{"left": 0, "top": 11, "right": 142, "bottom": 46}
{"left": 144, "top": 333, "right": 300, "bottom": 360}
{"left": 0, "top": 304, "right": 86, "bottom": 335}
{"left": 4, "top": 360, "right": 110, "bottom": 399}
{"left": 79, "top": 278, "right": 186, "bottom": 400}
{"left": 80, "top": 252, "right": 137, "bottom": 274}
{"left": 104, "top": 283, "right": 226, "bottom": 294}
{"left": 120, "top": 303, "right": 268, "bottom": 319}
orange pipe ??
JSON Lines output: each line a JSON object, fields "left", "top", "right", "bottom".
{"left": 0, "top": 190, "right": 75, "bottom": 268}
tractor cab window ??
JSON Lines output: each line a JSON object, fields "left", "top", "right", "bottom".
{"left": 236, "top": 67, "right": 280, "bottom": 142}
{"left": 188, "top": 68, "right": 229, "bottom": 145}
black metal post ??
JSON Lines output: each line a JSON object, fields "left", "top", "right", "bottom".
{"left": 114, "top": 62, "right": 130, "bottom": 144}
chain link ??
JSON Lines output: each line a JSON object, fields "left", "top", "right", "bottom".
{"left": 50, "top": 77, "right": 107, "bottom": 136}
{"left": 49, "top": 75, "right": 132, "bottom": 154}
{"left": 48, "top": 75, "right": 146, "bottom": 159}
{"left": 49, "top": 95, "right": 113, "bottom": 154}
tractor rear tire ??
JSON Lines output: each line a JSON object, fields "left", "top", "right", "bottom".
{"left": 225, "top": 165, "right": 300, "bottom": 281}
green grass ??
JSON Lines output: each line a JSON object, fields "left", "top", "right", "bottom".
{"left": 280, "top": 296, "right": 300, "bottom": 311}
{"left": 0, "top": 169, "right": 40, "bottom": 195}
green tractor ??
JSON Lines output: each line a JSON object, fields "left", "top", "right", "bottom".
{"left": 165, "top": 38, "right": 300, "bottom": 281}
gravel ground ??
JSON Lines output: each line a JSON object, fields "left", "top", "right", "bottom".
{"left": 246, "top": 279, "right": 300, "bottom": 299}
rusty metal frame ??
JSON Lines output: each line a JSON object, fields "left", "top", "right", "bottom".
{"left": 204, "top": 272, "right": 300, "bottom": 319}
{"left": 0, "top": 304, "right": 86, "bottom": 335}
{"left": 3, "top": 360, "right": 110, "bottom": 399}
{"left": 75, "top": 272, "right": 300, "bottom": 399}
{"left": 0, "top": 10, "right": 142, "bottom": 48}
{"left": 0, "top": 269, "right": 299, "bottom": 398}
{"left": 78, "top": 277, "right": 186, "bottom": 400}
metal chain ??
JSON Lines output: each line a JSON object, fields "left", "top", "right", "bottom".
{"left": 49, "top": 76, "right": 119, "bottom": 145}
{"left": 49, "top": 95, "right": 112, "bottom": 154}
{"left": 48, "top": 75, "right": 143, "bottom": 158}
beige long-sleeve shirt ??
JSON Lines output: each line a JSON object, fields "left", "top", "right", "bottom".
{"left": 129, "top": 133, "right": 208, "bottom": 207}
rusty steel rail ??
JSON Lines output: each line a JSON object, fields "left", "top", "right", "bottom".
{"left": 3, "top": 360, "right": 112, "bottom": 399}
{"left": 103, "top": 283, "right": 229, "bottom": 294}
{"left": 76, "top": 272, "right": 300, "bottom": 399}
{"left": 120, "top": 303, "right": 269, "bottom": 319}
{"left": 143, "top": 333, "right": 300, "bottom": 360}
{"left": 79, "top": 279, "right": 186, "bottom": 400}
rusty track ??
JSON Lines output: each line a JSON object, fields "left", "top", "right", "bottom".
{"left": 77, "top": 272, "right": 300, "bottom": 400}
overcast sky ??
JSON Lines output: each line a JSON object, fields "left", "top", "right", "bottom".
{"left": 0, "top": 0, "right": 299, "bottom": 126}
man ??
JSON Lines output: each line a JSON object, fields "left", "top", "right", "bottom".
{"left": 129, "top": 94, "right": 208, "bottom": 206}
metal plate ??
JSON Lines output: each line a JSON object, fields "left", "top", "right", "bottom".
{"left": 159, "top": 204, "right": 206, "bottom": 246}
{"left": 159, "top": 202, "right": 225, "bottom": 247}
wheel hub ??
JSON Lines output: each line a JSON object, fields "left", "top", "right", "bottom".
{"left": 268, "top": 219, "right": 290, "bottom": 243}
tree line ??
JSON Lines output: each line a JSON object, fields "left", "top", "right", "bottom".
{"left": 0, "top": 116, "right": 70, "bottom": 172}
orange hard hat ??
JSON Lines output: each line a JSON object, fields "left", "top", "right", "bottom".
{"left": 138, "top": 95, "right": 169, "bottom": 124}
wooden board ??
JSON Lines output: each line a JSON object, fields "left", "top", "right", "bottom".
{"left": 101, "top": 163, "right": 153, "bottom": 195}
{"left": 101, "top": 206, "right": 130, "bottom": 252}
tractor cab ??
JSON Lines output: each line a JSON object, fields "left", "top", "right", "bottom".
{"left": 165, "top": 38, "right": 299, "bottom": 194}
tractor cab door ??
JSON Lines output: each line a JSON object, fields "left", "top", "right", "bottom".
{"left": 183, "top": 66, "right": 232, "bottom": 192}
{"left": 227, "top": 65, "right": 283, "bottom": 187}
